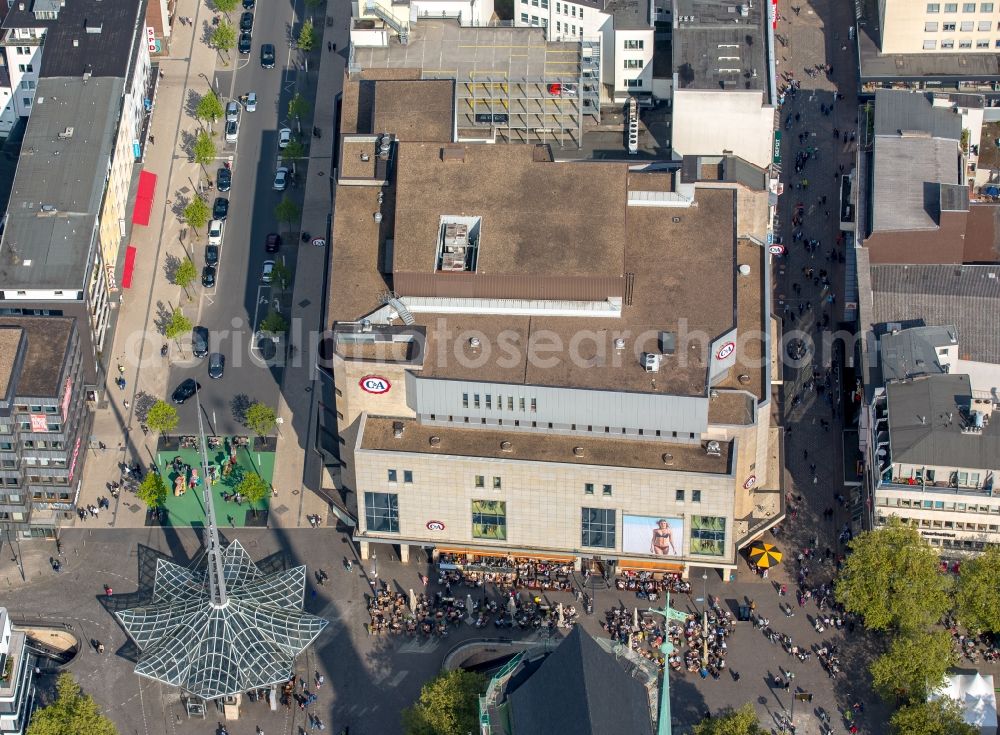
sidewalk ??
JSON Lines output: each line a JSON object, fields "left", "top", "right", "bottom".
{"left": 78, "top": 0, "right": 226, "bottom": 529}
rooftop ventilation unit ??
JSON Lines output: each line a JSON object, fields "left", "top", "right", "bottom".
{"left": 392, "top": 422, "right": 405, "bottom": 438}
{"left": 440, "top": 223, "right": 470, "bottom": 271}
{"left": 643, "top": 353, "right": 662, "bottom": 372}
{"left": 705, "top": 440, "right": 722, "bottom": 456}
{"left": 57, "top": 127, "right": 74, "bottom": 139}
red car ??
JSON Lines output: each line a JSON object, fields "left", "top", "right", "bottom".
{"left": 265, "top": 233, "right": 282, "bottom": 253}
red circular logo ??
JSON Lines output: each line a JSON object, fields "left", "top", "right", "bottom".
{"left": 716, "top": 342, "right": 736, "bottom": 360}
{"left": 359, "top": 376, "right": 391, "bottom": 394}
{"left": 768, "top": 244, "right": 786, "bottom": 255}
{"left": 743, "top": 475, "right": 757, "bottom": 489}
{"left": 426, "top": 520, "right": 445, "bottom": 531}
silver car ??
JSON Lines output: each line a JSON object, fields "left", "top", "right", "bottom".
{"left": 272, "top": 167, "right": 288, "bottom": 191}
{"left": 225, "top": 100, "right": 240, "bottom": 123}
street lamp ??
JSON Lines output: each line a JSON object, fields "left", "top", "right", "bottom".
{"left": 198, "top": 72, "right": 217, "bottom": 96}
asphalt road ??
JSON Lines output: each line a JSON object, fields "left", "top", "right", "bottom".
{"left": 166, "top": 0, "right": 318, "bottom": 435}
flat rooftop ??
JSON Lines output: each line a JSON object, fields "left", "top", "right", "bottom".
{"left": 0, "top": 328, "right": 23, "bottom": 399}
{"left": 0, "top": 317, "right": 74, "bottom": 397}
{"left": 0, "top": 76, "right": 121, "bottom": 290}
{"left": 673, "top": 0, "right": 768, "bottom": 92}
{"left": 351, "top": 21, "right": 583, "bottom": 82}
{"left": 871, "top": 135, "right": 962, "bottom": 232}
{"left": 360, "top": 416, "right": 733, "bottom": 474}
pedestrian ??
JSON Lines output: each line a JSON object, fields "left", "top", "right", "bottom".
{"left": 98, "top": 441, "right": 106, "bottom": 450}
{"left": 123, "top": 400, "right": 130, "bottom": 410}
{"left": 149, "top": 134, "right": 155, "bottom": 145}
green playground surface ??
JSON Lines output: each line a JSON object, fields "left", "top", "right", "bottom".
{"left": 153, "top": 438, "right": 274, "bottom": 527}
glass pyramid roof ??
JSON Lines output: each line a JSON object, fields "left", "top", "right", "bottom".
{"left": 115, "top": 540, "right": 328, "bottom": 700}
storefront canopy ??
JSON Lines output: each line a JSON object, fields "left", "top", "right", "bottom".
{"left": 132, "top": 170, "right": 157, "bottom": 226}
{"left": 121, "top": 246, "right": 137, "bottom": 289}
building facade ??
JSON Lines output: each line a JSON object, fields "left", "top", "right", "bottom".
{"left": 0, "top": 609, "right": 36, "bottom": 735}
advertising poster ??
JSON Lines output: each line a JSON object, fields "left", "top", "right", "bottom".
{"left": 622, "top": 515, "right": 684, "bottom": 557}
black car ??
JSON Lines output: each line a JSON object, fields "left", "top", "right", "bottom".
{"left": 192, "top": 326, "right": 210, "bottom": 358}
{"left": 205, "top": 244, "right": 219, "bottom": 266}
{"left": 240, "top": 11, "right": 253, "bottom": 32}
{"left": 208, "top": 353, "right": 225, "bottom": 379}
{"left": 171, "top": 378, "right": 201, "bottom": 404}
{"left": 217, "top": 167, "right": 231, "bottom": 192}
{"left": 238, "top": 30, "right": 252, "bottom": 55}
{"left": 261, "top": 43, "right": 275, "bottom": 69}
{"left": 265, "top": 233, "right": 282, "bottom": 253}
{"left": 242, "top": 0, "right": 255, "bottom": 8}
{"left": 201, "top": 265, "right": 216, "bottom": 288}
{"left": 212, "top": 197, "right": 229, "bottom": 220}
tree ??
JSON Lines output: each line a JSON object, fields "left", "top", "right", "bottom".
{"left": 297, "top": 18, "right": 317, "bottom": 52}
{"left": 304, "top": 0, "right": 324, "bottom": 10}
{"left": 270, "top": 261, "right": 292, "bottom": 290}
{"left": 164, "top": 309, "right": 193, "bottom": 342}
{"left": 210, "top": 20, "right": 236, "bottom": 59}
{"left": 955, "top": 545, "right": 1000, "bottom": 634}
{"left": 691, "top": 704, "right": 765, "bottom": 735}
{"left": 192, "top": 130, "right": 216, "bottom": 169}
{"left": 274, "top": 196, "right": 301, "bottom": 233}
{"left": 146, "top": 400, "right": 179, "bottom": 434}
{"left": 401, "top": 669, "right": 486, "bottom": 735}
{"left": 236, "top": 471, "right": 270, "bottom": 509}
{"left": 834, "top": 517, "right": 951, "bottom": 633}
{"left": 213, "top": 0, "right": 237, "bottom": 11}
{"left": 195, "top": 92, "right": 224, "bottom": 128}
{"left": 136, "top": 472, "right": 168, "bottom": 510}
{"left": 27, "top": 673, "right": 118, "bottom": 735}
{"left": 870, "top": 629, "right": 955, "bottom": 703}
{"left": 288, "top": 92, "right": 311, "bottom": 121}
{"left": 173, "top": 257, "right": 197, "bottom": 296}
{"left": 244, "top": 402, "right": 277, "bottom": 437}
{"left": 890, "top": 697, "right": 978, "bottom": 735}
{"left": 260, "top": 310, "right": 288, "bottom": 333}
{"left": 282, "top": 138, "right": 307, "bottom": 163}
{"left": 183, "top": 196, "right": 210, "bottom": 232}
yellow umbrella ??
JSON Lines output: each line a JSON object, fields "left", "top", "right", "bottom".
{"left": 748, "top": 542, "right": 783, "bottom": 568}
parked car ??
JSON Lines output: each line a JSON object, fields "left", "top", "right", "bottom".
{"left": 171, "top": 378, "right": 201, "bottom": 404}
{"left": 272, "top": 167, "right": 288, "bottom": 191}
{"left": 205, "top": 244, "right": 219, "bottom": 267}
{"left": 208, "top": 219, "right": 223, "bottom": 246}
{"left": 238, "top": 30, "right": 252, "bottom": 55}
{"left": 202, "top": 264, "right": 216, "bottom": 288}
{"left": 192, "top": 326, "right": 210, "bottom": 358}
{"left": 225, "top": 119, "right": 239, "bottom": 143}
{"left": 208, "top": 352, "right": 225, "bottom": 379}
{"left": 217, "top": 167, "right": 231, "bottom": 192}
{"left": 265, "top": 233, "right": 282, "bottom": 253}
{"left": 245, "top": 91, "right": 257, "bottom": 112}
{"left": 212, "top": 197, "right": 229, "bottom": 221}
{"left": 261, "top": 260, "right": 275, "bottom": 283}
{"left": 240, "top": 11, "right": 254, "bottom": 32}
{"left": 260, "top": 43, "right": 275, "bottom": 69}
{"left": 278, "top": 127, "right": 292, "bottom": 149}
{"left": 225, "top": 100, "right": 240, "bottom": 123}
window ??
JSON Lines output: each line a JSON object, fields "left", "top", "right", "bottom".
{"left": 602, "top": 484, "right": 612, "bottom": 496}
{"left": 982, "top": 1, "right": 994, "bottom": 9}
{"left": 521, "top": 12, "right": 529, "bottom": 21}
{"left": 977, "top": 37, "right": 990, "bottom": 45}
{"left": 676, "top": 489, "right": 685, "bottom": 501}
{"left": 928, "top": 1, "right": 941, "bottom": 8}
{"left": 18, "top": 64, "right": 25, "bottom": 72}
{"left": 531, "top": 0, "right": 538, "bottom": 6}
{"left": 944, "top": 21, "right": 957, "bottom": 28}
{"left": 556, "top": 1, "right": 561, "bottom": 10}
{"left": 364, "top": 492, "right": 399, "bottom": 533}
{"left": 556, "top": 20, "right": 561, "bottom": 30}
{"left": 690, "top": 516, "right": 726, "bottom": 556}
{"left": 541, "top": 0, "right": 548, "bottom": 8}
{"left": 22, "top": 97, "right": 31, "bottom": 107}
{"left": 530, "top": 398, "right": 537, "bottom": 412}
{"left": 924, "top": 39, "right": 939, "bottom": 47}
{"left": 485, "top": 395, "right": 492, "bottom": 410}
{"left": 475, "top": 475, "right": 485, "bottom": 488}
{"left": 979, "top": 19, "right": 992, "bottom": 28}
{"left": 387, "top": 469, "right": 397, "bottom": 482}
{"left": 624, "top": 39, "right": 644, "bottom": 48}
{"left": 571, "top": 5, "right": 576, "bottom": 15}
{"left": 471, "top": 500, "right": 507, "bottom": 540}
{"left": 519, "top": 397, "right": 525, "bottom": 411}
{"left": 579, "top": 8, "right": 583, "bottom": 18}
{"left": 584, "top": 483, "right": 594, "bottom": 494}
{"left": 507, "top": 397, "right": 514, "bottom": 411}
{"left": 582, "top": 508, "right": 616, "bottom": 548}
{"left": 474, "top": 394, "right": 480, "bottom": 409}
{"left": 624, "top": 59, "right": 644, "bottom": 68}
{"left": 926, "top": 20, "right": 940, "bottom": 29}
{"left": 960, "top": 38, "right": 973, "bottom": 45}
{"left": 692, "top": 489, "right": 702, "bottom": 502}
{"left": 492, "top": 476, "right": 502, "bottom": 489}
{"left": 961, "top": 19, "right": 974, "bottom": 29}
{"left": 995, "top": 38, "right": 1000, "bottom": 45}
{"left": 942, "top": 38, "right": 956, "bottom": 46}
{"left": 462, "top": 393, "right": 469, "bottom": 408}
{"left": 945, "top": 2, "right": 958, "bottom": 9}
{"left": 625, "top": 79, "right": 643, "bottom": 88}
{"left": 403, "top": 470, "right": 413, "bottom": 484}
{"left": 963, "top": 1, "right": 976, "bottom": 9}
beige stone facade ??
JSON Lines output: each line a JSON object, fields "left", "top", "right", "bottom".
{"left": 880, "top": 0, "right": 1000, "bottom": 54}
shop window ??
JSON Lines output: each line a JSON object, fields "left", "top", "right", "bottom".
{"left": 472, "top": 500, "right": 507, "bottom": 540}
{"left": 581, "top": 507, "right": 616, "bottom": 548}
{"left": 364, "top": 492, "right": 399, "bottom": 533}
{"left": 690, "top": 516, "right": 726, "bottom": 556}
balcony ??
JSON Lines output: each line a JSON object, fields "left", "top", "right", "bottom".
{"left": 879, "top": 479, "right": 995, "bottom": 496}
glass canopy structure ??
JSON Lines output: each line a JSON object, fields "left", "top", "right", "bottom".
{"left": 116, "top": 540, "right": 329, "bottom": 700}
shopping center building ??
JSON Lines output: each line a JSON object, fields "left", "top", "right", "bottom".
{"left": 321, "top": 74, "right": 783, "bottom": 580}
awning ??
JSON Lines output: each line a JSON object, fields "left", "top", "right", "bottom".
{"left": 435, "top": 547, "right": 574, "bottom": 562}
{"left": 617, "top": 560, "right": 684, "bottom": 573}
{"left": 132, "top": 170, "right": 157, "bottom": 226}
{"left": 121, "top": 246, "right": 137, "bottom": 288}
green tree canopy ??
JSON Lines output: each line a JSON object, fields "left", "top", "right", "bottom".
{"left": 164, "top": 310, "right": 193, "bottom": 341}
{"left": 274, "top": 196, "right": 301, "bottom": 232}
{"left": 195, "top": 92, "right": 224, "bottom": 126}
{"left": 890, "top": 696, "right": 978, "bottom": 735}
{"left": 27, "top": 673, "right": 119, "bottom": 735}
{"left": 297, "top": 18, "right": 317, "bottom": 52}
{"left": 270, "top": 261, "right": 292, "bottom": 290}
{"left": 260, "top": 310, "right": 288, "bottom": 333}
{"left": 173, "top": 257, "right": 197, "bottom": 291}
{"left": 210, "top": 20, "right": 236, "bottom": 54}
{"left": 136, "top": 472, "right": 168, "bottom": 510}
{"left": 213, "top": 0, "right": 237, "bottom": 11}
{"left": 955, "top": 545, "right": 1000, "bottom": 634}
{"left": 193, "top": 130, "right": 216, "bottom": 168}
{"left": 288, "top": 92, "right": 311, "bottom": 121}
{"left": 401, "top": 669, "right": 487, "bottom": 735}
{"left": 691, "top": 704, "right": 765, "bottom": 735}
{"left": 236, "top": 472, "right": 270, "bottom": 506}
{"left": 183, "top": 196, "right": 210, "bottom": 231}
{"left": 244, "top": 402, "right": 277, "bottom": 436}
{"left": 146, "top": 400, "right": 180, "bottom": 434}
{"left": 834, "top": 516, "right": 951, "bottom": 633}
{"left": 870, "top": 629, "right": 955, "bottom": 703}
{"left": 282, "top": 138, "right": 306, "bottom": 161}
